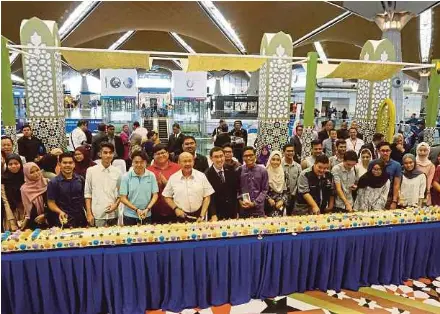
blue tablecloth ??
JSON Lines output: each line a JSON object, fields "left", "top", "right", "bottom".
{"left": 2, "top": 223, "right": 440, "bottom": 314}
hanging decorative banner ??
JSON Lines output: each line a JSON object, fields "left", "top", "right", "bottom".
{"left": 314, "top": 62, "right": 403, "bottom": 81}
{"left": 100, "top": 69, "right": 137, "bottom": 97}
{"left": 172, "top": 71, "right": 207, "bottom": 98}
{"left": 185, "top": 55, "right": 266, "bottom": 72}
{"left": 63, "top": 50, "right": 150, "bottom": 70}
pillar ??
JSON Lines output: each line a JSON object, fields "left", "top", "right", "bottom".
{"left": 424, "top": 60, "right": 440, "bottom": 146}
{"left": 1, "top": 36, "right": 17, "bottom": 147}
{"left": 418, "top": 72, "right": 429, "bottom": 114}
{"left": 246, "top": 71, "right": 259, "bottom": 96}
{"left": 20, "top": 17, "right": 66, "bottom": 151}
{"left": 354, "top": 39, "right": 396, "bottom": 143}
{"left": 213, "top": 78, "right": 222, "bottom": 96}
{"left": 257, "top": 32, "right": 293, "bottom": 153}
{"left": 80, "top": 74, "right": 91, "bottom": 109}
{"left": 302, "top": 52, "right": 318, "bottom": 158}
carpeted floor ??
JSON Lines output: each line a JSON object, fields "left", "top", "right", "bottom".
{"left": 146, "top": 277, "right": 440, "bottom": 314}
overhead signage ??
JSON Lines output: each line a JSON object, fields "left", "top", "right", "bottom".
{"left": 100, "top": 69, "right": 137, "bottom": 97}
{"left": 172, "top": 71, "right": 207, "bottom": 98}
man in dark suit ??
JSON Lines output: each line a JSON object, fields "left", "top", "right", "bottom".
{"left": 205, "top": 147, "right": 239, "bottom": 220}
{"left": 167, "top": 123, "right": 185, "bottom": 158}
{"left": 173, "top": 135, "right": 209, "bottom": 173}
{"left": 91, "top": 123, "right": 108, "bottom": 160}
{"left": 107, "top": 125, "right": 124, "bottom": 159}
{"left": 289, "top": 124, "right": 303, "bottom": 163}
{"left": 360, "top": 133, "right": 384, "bottom": 160}
{"left": 229, "top": 120, "right": 248, "bottom": 163}
{"left": 318, "top": 120, "right": 333, "bottom": 143}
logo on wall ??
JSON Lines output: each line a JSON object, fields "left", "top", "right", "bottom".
{"left": 172, "top": 71, "right": 207, "bottom": 98}
{"left": 100, "top": 69, "right": 137, "bottom": 97}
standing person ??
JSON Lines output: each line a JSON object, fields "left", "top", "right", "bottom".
{"left": 322, "top": 129, "right": 338, "bottom": 157}
{"left": 329, "top": 140, "right": 347, "bottom": 169}
{"left": 431, "top": 161, "right": 440, "bottom": 206}
{"left": 257, "top": 145, "right": 271, "bottom": 166}
{"left": 332, "top": 151, "right": 358, "bottom": 212}
{"left": 415, "top": 142, "right": 435, "bottom": 205}
{"left": 355, "top": 148, "right": 372, "bottom": 178}
{"left": 20, "top": 163, "right": 52, "bottom": 230}
{"left": 301, "top": 140, "right": 323, "bottom": 169}
{"left": 289, "top": 124, "right": 303, "bottom": 163}
{"left": 163, "top": 152, "right": 214, "bottom": 222}
{"left": 205, "top": 147, "right": 239, "bottom": 220}
{"left": 39, "top": 153, "right": 58, "bottom": 180}
{"left": 73, "top": 146, "right": 96, "bottom": 179}
{"left": 47, "top": 153, "right": 88, "bottom": 228}
{"left": 361, "top": 133, "right": 384, "bottom": 160}
{"left": 373, "top": 142, "right": 402, "bottom": 209}
{"left": 131, "top": 121, "right": 148, "bottom": 139}
{"left": 17, "top": 124, "right": 46, "bottom": 163}
{"left": 177, "top": 136, "right": 209, "bottom": 173}
{"left": 281, "top": 144, "right": 302, "bottom": 216}
{"left": 129, "top": 133, "right": 144, "bottom": 159}
{"left": 1, "top": 136, "right": 26, "bottom": 164}
{"left": 84, "top": 143, "right": 121, "bottom": 227}
{"left": 222, "top": 143, "right": 241, "bottom": 170}
{"left": 120, "top": 151, "right": 159, "bottom": 225}
{"left": 229, "top": 120, "right": 248, "bottom": 163}
{"left": 399, "top": 154, "right": 426, "bottom": 207}
{"left": 353, "top": 159, "right": 390, "bottom": 211}
{"left": 91, "top": 123, "right": 108, "bottom": 160}
{"left": 212, "top": 119, "right": 227, "bottom": 139}
{"left": 107, "top": 124, "right": 124, "bottom": 159}
{"left": 318, "top": 120, "right": 333, "bottom": 143}
{"left": 337, "top": 121, "right": 349, "bottom": 140}
{"left": 147, "top": 144, "right": 181, "bottom": 224}
{"left": 390, "top": 133, "right": 407, "bottom": 164}
{"left": 345, "top": 128, "right": 365, "bottom": 154}
{"left": 167, "top": 123, "right": 185, "bottom": 158}
{"left": 143, "top": 130, "right": 158, "bottom": 160}
{"left": 68, "top": 120, "right": 88, "bottom": 152}
{"left": 296, "top": 155, "right": 335, "bottom": 215}
{"left": 265, "top": 151, "right": 288, "bottom": 217}
{"left": 350, "top": 121, "right": 364, "bottom": 140}
{"left": 120, "top": 124, "right": 131, "bottom": 162}
{"left": 214, "top": 124, "right": 231, "bottom": 148}
{"left": 341, "top": 109, "right": 348, "bottom": 120}
{"left": 1, "top": 154, "right": 25, "bottom": 231}
{"left": 238, "top": 146, "right": 269, "bottom": 218}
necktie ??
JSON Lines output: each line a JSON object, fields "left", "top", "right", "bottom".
{"left": 219, "top": 170, "right": 225, "bottom": 183}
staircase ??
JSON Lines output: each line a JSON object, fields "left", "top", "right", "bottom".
{"left": 143, "top": 118, "right": 153, "bottom": 132}
{"left": 158, "top": 119, "right": 169, "bottom": 146}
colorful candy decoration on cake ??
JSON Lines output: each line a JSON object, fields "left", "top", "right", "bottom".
{"left": 1, "top": 206, "right": 440, "bottom": 252}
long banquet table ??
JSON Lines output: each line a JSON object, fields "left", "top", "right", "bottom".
{"left": 2, "top": 222, "right": 440, "bottom": 314}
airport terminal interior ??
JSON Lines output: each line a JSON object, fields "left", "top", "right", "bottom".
{"left": 1, "top": 1, "right": 440, "bottom": 314}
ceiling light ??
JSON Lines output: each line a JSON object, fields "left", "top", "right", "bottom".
{"left": 170, "top": 32, "right": 196, "bottom": 53}
{"left": 313, "top": 42, "right": 328, "bottom": 64}
{"left": 108, "top": 30, "right": 134, "bottom": 50}
{"left": 11, "top": 74, "right": 24, "bottom": 83}
{"left": 419, "top": 9, "right": 432, "bottom": 63}
{"left": 58, "top": 1, "right": 99, "bottom": 40}
{"left": 199, "top": 0, "right": 246, "bottom": 53}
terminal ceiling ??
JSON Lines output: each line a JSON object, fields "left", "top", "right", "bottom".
{"left": 2, "top": 1, "right": 439, "bottom": 81}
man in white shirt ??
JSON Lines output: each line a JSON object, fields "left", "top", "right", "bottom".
{"left": 68, "top": 120, "right": 88, "bottom": 152}
{"left": 131, "top": 121, "right": 148, "bottom": 139}
{"left": 85, "top": 142, "right": 121, "bottom": 227}
{"left": 163, "top": 152, "right": 214, "bottom": 222}
{"left": 345, "top": 127, "right": 364, "bottom": 154}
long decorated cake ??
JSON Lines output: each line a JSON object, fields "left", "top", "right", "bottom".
{"left": 2, "top": 206, "right": 440, "bottom": 253}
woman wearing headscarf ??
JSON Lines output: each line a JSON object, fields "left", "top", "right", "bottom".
{"left": 73, "top": 145, "right": 96, "bottom": 179}
{"left": 390, "top": 133, "right": 407, "bottom": 164}
{"left": 415, "top": 142, "right": 435, "bottom": 205}
{"left": 257, "top": 145, "right": 270, "bottom": 166}
{"left": 20, "top": 162, "right": 53, "bottom": 230}
{"left": 399, "top": 154, "right": 426, "bottom": 207}
{"left": 1, "top": 154, "right": 25, "bottom": 231}
{"left": 353, "top": 159, "right": 390, "bottom": 211}
{"left": 355, "top": 148, "right": 372, "bottom": 178}
{"left": 39, "top": 153, "right": 58, "bottom": 179}
{"left": 265, "top": 151, "right": 288, "bottom": 217}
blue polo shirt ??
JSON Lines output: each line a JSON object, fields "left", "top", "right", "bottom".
{"left": 120, "top": 169, "right": 159, "bottom": 218}
{"left": 47, "top": 173, "right": 87, "bottom": 227}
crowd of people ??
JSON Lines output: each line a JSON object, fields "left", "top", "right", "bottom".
{"left": 1, "top": 117, "right": 440, "bottom": 232}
